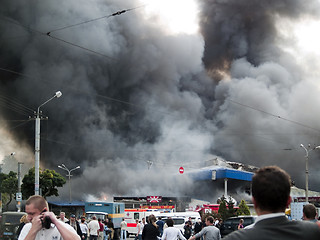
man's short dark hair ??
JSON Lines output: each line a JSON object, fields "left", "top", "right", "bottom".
{"left": 303, "top": 204, "right": 317, "bottom": 219}
{"left": 26, "top": 195, "right": 49, "bottom": 211}
{"left": 206, "top": 216, "right": 214, "bottom": 224}
{"left": 166, "top": 218, "right": 174, "bottom": 227}
{"left": 252, "top": 166, "right": 291, "bottom": 212}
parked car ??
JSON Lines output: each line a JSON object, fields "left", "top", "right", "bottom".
{"left": 220, "top": 215, "right": 256, "bottom": 237}
{"left": 0, "top": 211, "right": 27, "bottom": 240}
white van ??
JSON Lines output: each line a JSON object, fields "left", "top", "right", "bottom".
{"left": 154, "top": 211, "right": 201, "bottom": 224}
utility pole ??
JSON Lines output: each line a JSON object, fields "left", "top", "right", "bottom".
{"left": 34, "top": 91, "right": 62, "bottom": 195}
{"left": 0, "top": 163, "right": 3, "bottom": 213}
{"left": 17, "top": 162, "right": 23, "bottom": 212}
{"left": 300, "top": 144, "right": 320, "bottom": 202}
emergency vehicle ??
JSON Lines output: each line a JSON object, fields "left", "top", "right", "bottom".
{"left": 125, "top": 206, "right": 175, "bottom": 236}
{"left": 196, "top": 204, "right": 239, "bottom": 215}
{"left": 124, "top": 209, "right": 157, "bottom": 236}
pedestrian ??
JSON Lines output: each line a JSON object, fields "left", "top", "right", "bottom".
{"left": 104, "top": 220, "right": 112, "bottom": 240}
{"left": 80, "top": 218, "right": 89, "bottom": 240}
{"left": 303, "top": 204, "right": 318, "bottom": 222}
{"left": 59, "top": 211, "right": 69, "bottom": 223}
{"left": 16, "top": 214, "right": 28, "bottom": 238}
{"left": 120, "top": 218, "right": 127, "bottom": 240}
{"left": 161, "top": 218, "right": 186, "bottom": 240}
{"left": 215, "top": 220, "right": 222, "bottom": 230}
{"left": 141, "top": 217, "right": 146, "bottom": 232}
{"left": 67, "top": 214, "right": 83, "bottom": 237}
{"left": 188, "top": 216, "right": 220, "bottom": 240}
{"left": 183, "top": 221, "right": 192, "bottom": 239}
{"left": 98, "top": 218, "right": 105, "bottom": 240}
{"left": 88, "top": 216, "right": 100, "bottom": 240}
{"left": 18, "top": 195, "right": 80, "bottom": 240}
{"left": 194, "top": 219, "right": 203, "bottom": 240}
{"left": 142, "top": 214, "right": 159, "bottom": 240}
{"left": 237, "top": 219, "right": 244, "bottom": 230}
{"left": 156, "top": 217, "right": 164, "bottom": 237}
{"left": 106, "top": 218, "right": 114, "bottom": 240}
{"left": 135, "top": 219, "right": 142, "bottom": 240}
{"left": 224, "top": 166, "right": 320, "bottom": 240}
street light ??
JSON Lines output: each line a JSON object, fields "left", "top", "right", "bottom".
{"left": 58, "top": 164, "right": 80, "bottom": 202}
{"left": 300, "top": 144, "right": 320, "bottom": 202}
{"left": 35, "top": 91, "right": 62, "bottom": 195}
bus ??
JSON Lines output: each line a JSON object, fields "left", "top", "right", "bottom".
{"left": 85, "top": 201, "right": 125, "bottom": 234}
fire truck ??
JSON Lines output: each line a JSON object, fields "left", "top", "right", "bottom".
{"left": 195, "top": 204, "right": 239, "bottom": 215}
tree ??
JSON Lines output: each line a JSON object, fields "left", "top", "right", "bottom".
{"left": 0, "top": 171, "right": 18, "bottom": 211}
{"left": 237, "top": 199, "right": 251, "bottom": 215}
{"left": 21, "top": 167, "right": 66, "bottom": 199}
{"left": 218, "top": 197, "right": 229, "bottom": 220}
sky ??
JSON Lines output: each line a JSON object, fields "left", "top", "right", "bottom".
{"left": 1, "top": 0, "right": 320, "bottom": 202}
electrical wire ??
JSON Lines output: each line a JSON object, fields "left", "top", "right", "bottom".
{"left": 46, "top": 5, "right": 145, "bottom": 34}
{"left": 0, "top": 94, "right": 35, "bottom": 116}
{"left": 0, "top": 15, "right": 116, "bottom": 60}
{"left": 229, "top": 99, "right": 320, "bottom": 133}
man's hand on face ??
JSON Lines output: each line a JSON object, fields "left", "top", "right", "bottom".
{"left": 30, "top": 214, "right": 43, "bottom": 232}
{"left": 42, "top": 211, "right": 58, "bottom": 225}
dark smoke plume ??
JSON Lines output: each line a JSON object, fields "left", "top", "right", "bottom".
{"left": 1, "top": 0, "right": 320, "bottom": 201}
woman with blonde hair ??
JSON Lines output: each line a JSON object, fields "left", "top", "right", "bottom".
{"left": 16, "top": 214, "right": 29, "bottom": 238}
{"left": 142, "top": 214, "right": 159, "bottom": 240}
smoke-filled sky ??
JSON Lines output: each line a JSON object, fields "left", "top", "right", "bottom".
{"left": 1, "top": 0, "right": 320, "bottom": 201}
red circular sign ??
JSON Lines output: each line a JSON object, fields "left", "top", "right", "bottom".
{"left": 179, "top": 167, "right": 184, "bottom": 174}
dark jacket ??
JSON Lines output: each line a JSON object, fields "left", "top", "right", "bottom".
{"left": 224, "top": 216, "right": 320, "bottom": 240}
{"left": 66, "top": 220, "right": 83, "bottom": 237}
{"left": 142, "top": 223, "right": 159, "bottom": 240}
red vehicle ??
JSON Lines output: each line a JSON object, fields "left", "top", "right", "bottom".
{"left": 196, "top": 204, "right": 239, "bottom": 215}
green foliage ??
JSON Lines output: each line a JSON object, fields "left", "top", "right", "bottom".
{"left": 0, "top": 171, "right": 18, "bottom": 210}
{"left": 21, "top": 167, "right": 66, "bottom": 199}
{"left": 237, "top": 199, "right": 251, "bottom": 216}
{"left": 218, "top": 197, "right": 228, "bottom": 220}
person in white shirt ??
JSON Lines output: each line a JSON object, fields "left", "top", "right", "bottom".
{"left": 161, "top": 218, "right": 186, "bottom": 240}
{"left": 120, "top": 219, "right": 127, "bottom": 240}
{"left": 18, "top": 195, "right": 80, "bottom": 240}
{"left": 135, "top": 219, "right": 142, "bottom": 240}
{"left": 59, "top": 212, "right": 69, "bottom": 223}
{"left": 80, "top": 218, "right": 89, "bottom": 240}
{"left": 88, "top": 216, "right": 100, "bottom": 240}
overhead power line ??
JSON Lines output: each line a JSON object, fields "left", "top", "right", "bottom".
{"left": 229, "top": 99, "right": 320, "bottom": 133}
{"left": 0, "top": 15, "right": 115, "bottom": 60}
{"left": 46, "top": 5, "right": 145, "bottom": 35}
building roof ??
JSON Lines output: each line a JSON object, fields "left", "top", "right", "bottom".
{"left": 48, "top": 201, "right": 85, "bottom": 207}
{"left": 187, "top": 166, "right": 254, "bottom": 181}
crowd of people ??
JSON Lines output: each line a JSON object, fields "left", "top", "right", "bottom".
{"left": 16, "top": 166, "right": 320, "bottom": 240}
{"left": 141, "top": 166, "right": 320, "bottom": 240}
{"left": 16, "top": 195, "right": 115, "bottom": 240}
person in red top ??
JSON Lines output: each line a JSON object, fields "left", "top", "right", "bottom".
{"left": 98, "top": 218, "right": 105, "bottom": 240}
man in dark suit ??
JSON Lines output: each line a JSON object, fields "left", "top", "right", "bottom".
{"left": 224, "top": 166, "right": 320, "bottom": 240}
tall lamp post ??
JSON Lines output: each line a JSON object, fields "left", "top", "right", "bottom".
{"left": 0, "top": 163, "right": 3, "bottom": 213}
{"left": 58, "top": 164, "right": 80, "bottom": 202}
{"left": 300, "top": 144, "right": 320, "bottom": 202}
{"left": 35, "top": 91, "right": 62, "bottom": 195}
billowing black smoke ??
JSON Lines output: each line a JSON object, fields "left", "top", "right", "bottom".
{"left": 1, "top": 0, "right": 320, "bottom": 201}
